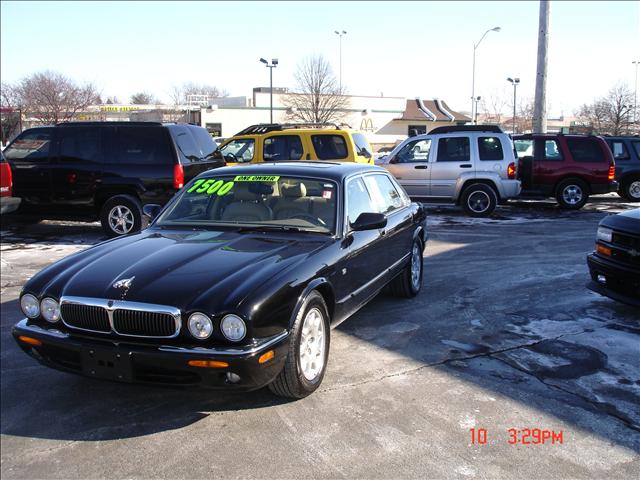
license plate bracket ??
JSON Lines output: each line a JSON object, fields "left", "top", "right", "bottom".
{"left": 82, "top": 347, "right": 132, "bottom": 382}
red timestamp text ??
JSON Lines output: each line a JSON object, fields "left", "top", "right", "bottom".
{"left": 470, "top": 428, "right": 564, "bottom": 445}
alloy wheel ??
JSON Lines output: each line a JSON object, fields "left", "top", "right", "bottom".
{"left": 562, "top": 185, "right": 583, "bottom": 205}
{"left": 299, "top": 307, "right": 326, "bottom": 381}
{"left": 411, "top": 242, "right": 422, "bottom": 291}
{"left": 467, "top": 191, "right": 490, "bottom": 213}
{"left": 108, "top": 205, "right": 135, "bottom": 235}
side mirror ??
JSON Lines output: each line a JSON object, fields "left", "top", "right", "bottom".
{"left": 359, "top": 148, "right": 372, "bottom": 159}
{"left": 350, "top": 212, "right": 387, "bottom": 231}
{"left": 143, "top": 204, "right": 162, "bottom": 221}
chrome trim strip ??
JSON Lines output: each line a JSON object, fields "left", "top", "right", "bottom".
{"left": 337, "top": 252, "right": 411, "bottom": 304}
{"left": 159, "top": 331, "right": 289, "bottom": 356}
{"left": 60, "top": 296, "right": 182, "bottom": 339}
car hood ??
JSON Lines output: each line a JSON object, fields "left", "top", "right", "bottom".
{"left": 31, "top": 228, "right": 328, "bottom": 313}
{"left": 600, "top": 208, "right": 640, "bottom": 235}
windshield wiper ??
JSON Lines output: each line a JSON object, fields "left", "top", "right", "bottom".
{"left": 236, "top": 225, "right": 304, "bottom": 233}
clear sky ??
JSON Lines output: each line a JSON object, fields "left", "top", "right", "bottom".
{"left": 1, "top": 1, "right": 639, "bottom": 116}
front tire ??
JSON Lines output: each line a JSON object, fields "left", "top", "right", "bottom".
{"left": 100, "top": 195, "right": 142, "bottom": 237}
{"left": 268, "top": 291, "right": 330, "bottom": 399}
{"left": 556, "top": 179, "right": 589, "bottom": 209}
{"left": 461, "top": 183, "right": 497, "bottom": 217}
{"left": 390, "top": 239, "right": 423, "bottom": 298}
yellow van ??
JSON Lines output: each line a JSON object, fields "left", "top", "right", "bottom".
{"left": 217, "top": 123, "right": 374, "bottom": 166}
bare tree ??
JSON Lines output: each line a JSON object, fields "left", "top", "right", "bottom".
{"left": 169, "top": 82, "right": 228, "bottom": 105}
{"left": 282, "top": 55, "right": 350, "bottom": 124}
{"left": 3, "top": 71, "right": 98, "bottom": 124}
{"left": 130, "top": 92, "right": 157, "bottom": 104}
{"left": 575, "top": 83, "right": 635, "bottom": 135}
{"left": 479, "top": 88, "right": 508, "bottom": 124}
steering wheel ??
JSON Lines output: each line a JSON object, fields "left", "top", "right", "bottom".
{"left": 291, "top": 214, "right": 326, "bottom": 226}
{"left": 223, "top": 152, "right": 238, "bottom": 162}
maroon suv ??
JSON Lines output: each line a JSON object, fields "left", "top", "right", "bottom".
{"left": 513, "top": 134, "right": 617, "bottom": 209}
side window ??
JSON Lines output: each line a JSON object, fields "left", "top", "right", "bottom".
{"left": 478, "top": 137, "right": 504, "bottom": 161}
{"left": 117, "top": 127, "right": 173, "bottom": 164}
{"left": 543, "top": 140, "right": 563, "bottom": 161}
{"left": 514, "top": 139, "right": 533, "bottom": 158}
{"left": 263, "top": 135, "right": 303, "bottom": 161}
{"left": 311, "top": 134, "right": 348, "bottom": 160}
{"left": 566, "top": 138, "right": 604, "bottom": 162}
{"left": 346, "top": 177, "right": 377, "bottom": 224}
{"left": 610, "top": 141, "right": 629, "bottom": 161}
{"left": 437, "top": 137, "right": 470, "bottom": 162}
{"left": 364, "top": 174, "right": 404, "bottom": 214}
{"left": 189, "top": 126, "right": 218, "bottom": 160}
{"left": 4, "top": 129, "right": 52, "bottom": 161}
{"left": 633, "top": 141, "right": 640, "bottom": 159}
{"left": 396, "top": 139, "right": 431, "bottom": 163}
{"left": 352, "top": 133, "right": 372, "bottom": 158}
{"left": 57, "top": 127, "right": 101, "bottom": 164}
{"left": 172, "top": 126, "right": 201, "bottom": 163}
{"left": 220, "top": 138, "right": 255, "bottom": 163}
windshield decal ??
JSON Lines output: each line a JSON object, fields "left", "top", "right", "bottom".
{"left": 233, "top": 175, "right": 280, "bottom": 182}
{"left": 187, "top": 178, "right": 235, "bottom": 195}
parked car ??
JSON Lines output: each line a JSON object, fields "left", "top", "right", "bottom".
{"left": 513, "top": 134, "right": 617, "bottom": 209}
{"left": 602, "top": 136, "right": 640, "bottom": 201}
{"left": 377, "top": 125, "right": 521, "bottom": 216}
{"left": 586, "top": 208, "right": 640, "bottom": 307}
{"left": 0, "top": 150, "right": 21, "bottom": 214}
{"left": 12, "top": 162, "right": 427, "bottom": 398}
{"left": 3, "top": 122, "right": 224, "bottom": 237}
{"left": 217, "top": 123, "right": 374, "bottom": 165}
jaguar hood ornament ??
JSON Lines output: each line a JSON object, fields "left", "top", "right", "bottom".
{"left": 112, "top": 276, "right": 135, "bottom": 297}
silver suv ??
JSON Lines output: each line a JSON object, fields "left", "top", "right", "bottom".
{"left": 377, "top": 125, "right": 521, "bottom": 216}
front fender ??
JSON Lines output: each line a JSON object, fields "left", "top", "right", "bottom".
{"left": 288, "top": 278, "right": 333, "bottom": 329}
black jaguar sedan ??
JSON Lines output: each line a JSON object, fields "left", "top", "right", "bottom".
{"left": 13, "top": 162, "right": 427, "bottom": 398}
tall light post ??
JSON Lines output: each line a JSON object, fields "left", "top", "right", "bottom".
{"left": 507, "top": 77, "right": 520, "bottom": 133}
{"left": 334, "top": 30, "right": 347, "bottom": 92}
{"left": 471, "top": 26, "right": 501, "bottom": 124}
{"left": 260, "top": 57, "right": 278, "bottom": 123}
{"left": 474, "top": 96, "right": 481, "bottom": 124}
{"left": 633, "top": 60, "right": 639, "bottom": 125}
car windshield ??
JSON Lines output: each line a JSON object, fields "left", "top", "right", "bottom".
{"left": 156, "top": 174, "right": 338, "bottom": 234}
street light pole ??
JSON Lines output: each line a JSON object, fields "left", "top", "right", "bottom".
{"left": 471, "top": 26, "right": 501, "bottom": 124}
{"left": 260, "top": 58, "right": 278, "bottom": 123}
{"left": 633, "top": 60, "right": 639, "bottom": 125}
{"left": 507, "top": 77, "right": 520, "bottom": 133}
{"left": 334, "top": 30, "right": 347, "bottom": 92}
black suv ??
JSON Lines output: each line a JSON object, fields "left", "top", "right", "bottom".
{"left": 587, "top": 208, "right": 640, "bottom": 307}
{"left": 603, "top": 136, "right": 640, "bottom": 202}
{"left": 3, "top": 122, "right": 224, "bottom": 236}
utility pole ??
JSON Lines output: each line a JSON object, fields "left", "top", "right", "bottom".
{"left": 533, "top": 0, "right": 550, "bottom": 133}
{"left": 334, "top": 30, "right": 347, "bottom": 93}
{"left": 470, "top": 27, "right": 501, "bottom": 124}
{"left": 507, "top": 78, "right": 520, "bottom": 133}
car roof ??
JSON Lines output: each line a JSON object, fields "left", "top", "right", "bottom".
{"left": 196, "top": 161, "right": 385, "bottom": 181}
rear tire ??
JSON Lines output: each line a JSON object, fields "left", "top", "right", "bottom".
{"left": 100, "top": 195, "right": 142, "bottom": 237}
{"left": 268, "top": 291, "right": 330, "bottom": 399}
{"left": 390, "top": 239, "right": 423, "bottom": 298}
{"left": 461, "top": 183, "right": 497, "bottom": 217}
{"left": 556, "top": 178, "right": 589, "bottom": 209}
{"left": 620, "top": 177, "right": 640, "bottom": 202}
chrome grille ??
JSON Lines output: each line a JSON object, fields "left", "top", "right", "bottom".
{"left": 113, "top": 310, "right": 177, "bottom": 337}
{"left": 60, "top": 296, "right": 181, "bottom": 338}
{"left": 60, "top": 303, "right": 110, "bottom": 332}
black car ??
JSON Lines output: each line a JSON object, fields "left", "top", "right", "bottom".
{"left": 3, "top": 122, "right": 224, "bottom": 236}
{"left": 587, "top": 208, "right": 640, "bottom": 307}
{"left": 12, "top": 162, "right": 427, "bottom": 398}
{"left": 603, "top": 136, "right": 640, "bottom": 201}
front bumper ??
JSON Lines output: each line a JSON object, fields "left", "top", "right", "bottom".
{"left": 586, "top": 253, "right": 640, "bottom": 307}
{"left": 12, "top": 319, "right": 289, "bottom": 390}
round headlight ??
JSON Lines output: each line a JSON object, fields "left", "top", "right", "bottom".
{"left": 20, "top": 294, "right": 40, "bottom": 319}
{"left": 188, "top": 312, "right": 213, "bottom": 339}
{"left": 41, "top": 298, "right": 61, "bottom": 323}
{"left": 221, "top": 314, "right": 246, "bottom": 342}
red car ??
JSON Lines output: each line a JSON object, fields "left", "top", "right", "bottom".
{"left": 513, "top": 134, "right": 617, "bottom": 209}
{"left": 0, "top": 151, "right": 21, "bottom": 214}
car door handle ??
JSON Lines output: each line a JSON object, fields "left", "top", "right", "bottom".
{"left": 380, "top": 229, "right": 386, "bottom": 236}
{"left": 414, "top": 165, "right": 428, "bottom": 169}
{"left": 460, "top": 164, "right": 472, "bottom": 168}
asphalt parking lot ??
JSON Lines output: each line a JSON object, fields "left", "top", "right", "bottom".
{"left": 1, "top": 194, "right": 639, "bottom": 479}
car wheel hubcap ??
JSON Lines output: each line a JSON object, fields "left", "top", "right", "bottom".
{"left": 411, "top": 243, "right": 422, "bottom": 291}
{"left": 629, "top": 181, "right": 640, "bottom": 199}
{"left": 562, "top": 185, "right": 583, "bottom": 205}
{"left": 299, "top": 307, "right": 325, "bottom": 381}
{"left": 468, "top": 191, "right": 490, "bottom": 213}
{"left": 108, "top": 205, "right": 134, "bottom": 234}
